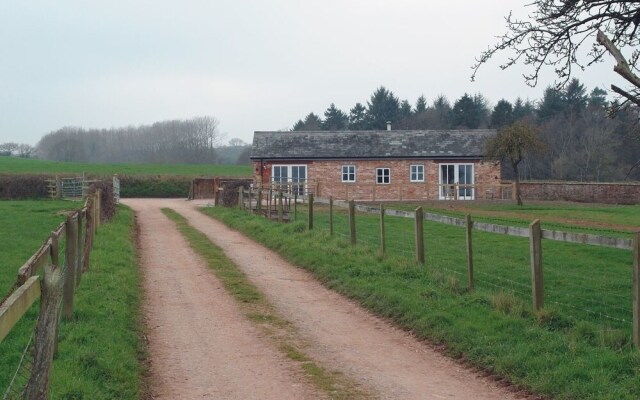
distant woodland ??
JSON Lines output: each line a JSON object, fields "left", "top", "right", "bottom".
{"left": 292, "top": 82, "right": 640, "bottom": 181}
{"left": 32, "top": 116, "right": 251, "bottom": 165}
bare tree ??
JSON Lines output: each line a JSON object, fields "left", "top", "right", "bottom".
{"left": 472, "top": 1, "right": 640, "bottom": 108}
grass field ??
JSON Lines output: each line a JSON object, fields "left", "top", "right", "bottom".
{"left": 389, "top": 201, "right": 640, "bottom": 235}
{"left": 0, "top": 155, "right": 252, "bottom": 176}
{"left": 203, "top": 205, "right": 640, "bottom": 399}
{"left": 0, "top": 201, "right": 143, "bottom": 398}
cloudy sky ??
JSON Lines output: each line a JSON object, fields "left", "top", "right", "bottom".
{"left": 1, "top": 1, "right": 613, "bottom": 146}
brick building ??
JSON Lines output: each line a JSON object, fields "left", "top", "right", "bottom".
{"left": 250, "top": 129, "right": 501, "bottom": 201}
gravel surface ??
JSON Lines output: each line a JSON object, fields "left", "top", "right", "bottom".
{"left": 125, "top": 198, "right": 524, "bottom": 400}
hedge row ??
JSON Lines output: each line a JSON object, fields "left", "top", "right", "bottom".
{"left": 0, "top": 174, "right": 50, "bottom": 199}
{"left": 0, "top": 174, "right": 191, "bottom": 200}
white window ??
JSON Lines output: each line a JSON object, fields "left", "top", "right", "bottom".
{"left": 342, "top": 165, "right": 356, "bottom": 182}
{"left": 376, "top": 168, "right": 390, "bottom": 184}
{"left": 410, "top": 165, "right": 424, "bottom": 182}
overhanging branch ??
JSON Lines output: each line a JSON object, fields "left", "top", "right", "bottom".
{"left": 597, "top": 30, "right": 640, "bottom": 90}
{"left": 611, "top": 84, "right": 640, "bottom": 107}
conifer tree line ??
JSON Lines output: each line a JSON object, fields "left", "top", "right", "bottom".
{"left": 291, "top": 83, "right": 640, "bottom": 182}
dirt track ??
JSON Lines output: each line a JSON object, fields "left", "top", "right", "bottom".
{"left": 124, "top": 198, "right": 522, "bottom": 400}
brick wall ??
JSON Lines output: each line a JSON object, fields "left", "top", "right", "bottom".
{"left": 254, "top": 159, "right": 502, "bottom": 201}
{"left": 520, "top": 181, "right": 640, "bottom": 205}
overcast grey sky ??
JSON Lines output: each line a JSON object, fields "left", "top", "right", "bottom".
{"left": 1, "top": 1, "right": 613, "bottom": 146}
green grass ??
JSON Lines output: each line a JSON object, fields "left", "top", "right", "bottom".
{"left": 161, "top": 208, "right": 368, "bottom": 399}
{"left": 0, "top": 203, "right": 144, "bottom": 399}
{"left": 202, "top": 205, "right": 640, "bottom": 399}
{"left": 389, "top": 201, "right": 640, "bottom": 235}
{"left": 0, "top": 200, "right": 75, "bottom": 296}
{"left": 0, "top": 155, "right": 251, "bottom": 177}
{"left": 49, "top": 205, "right": 144, "bottom": 399}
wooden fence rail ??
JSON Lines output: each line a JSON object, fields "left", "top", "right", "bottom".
{"left": 313, "top": 197, "right": 634, "bottom": 250}
{"left": 0, "top": 189, "right": 102, "bottom": 399}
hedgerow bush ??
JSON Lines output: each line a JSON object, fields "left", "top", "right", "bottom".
{"left": 0, "top": 174, "right": 49, "bottom": 199}
{"left": 118, "top": 175, "right": 191, "bottom": 198}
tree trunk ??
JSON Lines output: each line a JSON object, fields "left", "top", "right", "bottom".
{"left": 513, "top": 161, "right": 523, "bottom": 206}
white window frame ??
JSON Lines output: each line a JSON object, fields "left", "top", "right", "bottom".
{"left": 376, "top": 167, "right": 390, "bottom": 184}
{"left": 341, "top": 165, "right": 356, "bottom": 182}
{"left": 410, "top": 164, "right": 424, "bottom": 182}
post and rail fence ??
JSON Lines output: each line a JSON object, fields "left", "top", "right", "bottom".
{"left": 230, "top": 193, "right": 640, "bottom": 347}
{"left": 0, "top": 189, "right": 103, "bottom": 399}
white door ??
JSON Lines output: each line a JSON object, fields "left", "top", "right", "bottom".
{"left": 272, "top": 165, "right": 307, "bottom": 195}
{"left": 439, "top": 164, "right": 474, "bottom": 200}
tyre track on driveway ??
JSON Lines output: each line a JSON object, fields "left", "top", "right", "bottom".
{"left": 124, "top": 199, "right": 324, "bottom": 400}
{"left": 165, "top": 199, "right": 523, "bottom": 400}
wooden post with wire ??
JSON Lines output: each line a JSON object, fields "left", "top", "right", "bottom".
{"left": 530, "top": 219, "right": 543, "bottom": 311}
{"left": 308, "top": 194, "right": 314, "bottom": 230}
{"left": 349, "top": 200, "right": 356, "bottom": 245}
{"left": 380, "top": 204, "right": 386, "bottom": 254}
{"left": 329, "top": 196, "right": 334, "bottom": 236}
{"left": 466, "top": 214, "right": 474, "bottom": 291}
{"left": 62, "top": 213, "right": 78, "bottom": 320}
{"left": 415, "top": 207, "right": 424, "bottom": 264}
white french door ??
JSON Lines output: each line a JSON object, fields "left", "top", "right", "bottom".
{"left": 439, "top": 164, "right": 474, "bottom": 200}
{"left": 272, "top": 165, "right": 307, "bottom": 195}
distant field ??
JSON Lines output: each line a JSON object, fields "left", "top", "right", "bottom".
{"left": 0, "top": 156, "right": 252, "bottom": 176}
{"left": 385, "top": 200, "right": 640, "bottom": 234}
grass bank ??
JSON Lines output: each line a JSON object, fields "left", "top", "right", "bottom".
{"left": 0, "top": 202, "right": 144, "bottom": 399}
{"left": 202, "top": 206, "right": 640, "bottom": 400}
{"left": 49, "top": 205, "right": 144, "bottom": 399}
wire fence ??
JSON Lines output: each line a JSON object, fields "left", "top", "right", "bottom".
{"left": 239, "top": 193, "right": 639, "bottom": 346}
{"left": 0, "top": 190, "right": 101, "bottom": 399}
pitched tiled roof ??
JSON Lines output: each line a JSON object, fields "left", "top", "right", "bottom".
{"left": 250, "top": 130, "right": 496, "bottom": 160}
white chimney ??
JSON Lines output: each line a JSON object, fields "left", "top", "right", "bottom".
{"left": 386, "top": 121, "right": 392, "bottom": 131}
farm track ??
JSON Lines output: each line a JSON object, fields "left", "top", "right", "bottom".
{"left": 125, "top": 198, "right": 525, "bottom": 400}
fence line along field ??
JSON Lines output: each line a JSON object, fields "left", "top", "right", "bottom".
{"left": 209, "top": 191, "right": 640, "bottom": 398}
{"left": 0, "top": 191, "right": 143, "bottom": 399}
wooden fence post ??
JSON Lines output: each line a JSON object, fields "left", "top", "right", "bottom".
{"left": 55, "top": 176, "right": 62, "bottom": 199}
{"left": 349, "top": 200, "right": 356, "bottom": 245}
{"left": 329, "top": 196, "right": 333, "bottom": 236}
{"left": 633, "top": 231, "right": 640, "bottom": 347}
{"left": 95, "top": 190, "right": 102, "bottom": 230}
{"left": 238, "top": 187, "right": 244, "bottom": 209}
{"left": 466, "top": 214, "right": 474, "bottom": 291}
{"left": 76, "top": 211, "right": 83, "bottom": 287}
{"left": 257, "top": 189, "right": 263, "bottom": 214}
{"left": 24, "top": 263, "right": 63, "bottom": 400}
{"left": 380, "top": 204, "right": 386, "bottom": 254}
{"left": 278, "top": 191, "right": 284, "bottom": 222}
{"left": 530, "top": 219, "right": 543, "bottom": 311}
{"left": 415, "top": 207, "right": 424, "bottom": 264}
{"left": 84, "top": 205, "right": 94, "bottom": 272}
{"left": 294, "top": 192, "right": 298, "bottom": 221}
{"left": 308, "top": 194, "right": 314, "bottom": 230}
{"left": 62, "top": 214, "right": 78, "bottom": 320}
